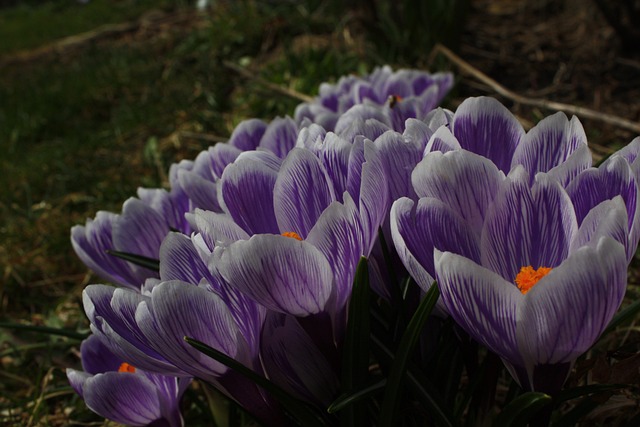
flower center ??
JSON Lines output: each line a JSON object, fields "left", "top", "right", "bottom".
{"left": 514, "top": 266, "right": 552, "bottom": 295}
{"left": 388, "top": 94, "right": 403, "bottom": 108}
{"left": 281, "top": 231, "right": 303, "bottom": 241}
{"left": 118, "top": 362, "right": 136, "bottom": 373}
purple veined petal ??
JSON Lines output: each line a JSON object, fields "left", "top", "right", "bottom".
{"left": 258, "top": 116, "right": 299, "bottom": 159}
{"left": 176, "top": 168, "right": 221, "bottom": 212}
{"left": 435, "top": 250, "right": 524, "bottom": 365}
{"left": 605, "top": 136, "right": 640, "bottom": 168}
{"left": 228, "top": 118, "right": 268, "bottom": 151}
{"left": 334, "top": 105, "right": 392, "bottom": 137}
{"left": 111, "top": 198, "right": 166, "bottom": 281}
{"left": 423, "top": 107, "right": 454, "bottom": 132}
{"left": 546, "top": 143, "right": 593, "bottom": 188}
{"left": 381, "top": 75, "right": 413, "bottom": 99}
{"left": 346, "top": 137, "right": 365, "bottom": 203}
{"left": 389, "top": 198, "right": 435, "bottom": 294}
{"left": 481, "top": 168, "right": 578, "bottom": 281}
{"left": 511, "top": 113, "right": 589, "bottom": 182}
{"left": 66, "top": 369, "right": 90, "bottom": 396}
{"left": 451, "top": 96, "right": 524, "bottom": 173}
{"left": 391, "top": 197, "right": 481, "bottom": 290}
{"left": 310, "top": 132, "right": 352, "bottom": 197}
{"left": 424, "top": 125, "right": 461, "bottom": 155}
{"left": 215, "top": 234, "right": 333, "bottom": 316}
{"left": 306, "top": 195, "right": 365, "bottom": 313}
{"left": 376, "top": 130, "right": 424, "bottom": 201}
{"left": 84, "top": 286, "right": 184, "bottom": 376}
{"left": 402, "top": 118, "right": 435, "bottom": 149}
{"left": 412, "top": 150, "right": 505, "bottom": 232}
{"left": 136, "top": 281, "right": 246, "bottom": 381}
{"left": 80, "top": 334, "right": 121, "bottom": 375}
{"left": 192, "top": 209, "right": 250, "bottom": 250}
{"left": 136, "top": 187, "right": 191, "bottom": 235}
{"left": 567, "top": 155, "right": 638, "bottom": 233}
{"left": 388, "top": 96, "right": 419, "bottom": 131}
{"left": 359, "top": 140, "right": 391, "bottom": 249}
{"left": 220, "top": 154, "right": 280, "bottom": 235}
{"left": 296, "top": 123, "right": 328, "bottom": 150}
{"left": 81, "top": 372, "right": 171, "bottom": 426}
{"left": 261, "top": 313, "right": 339, "bottom": 406}
{"left": 159, "top": 232, "right": 215, "bottom": 284}
{"left": 273, "top": 148, "right": 337, "bottom": 239}
{"left": 516, "top": 237, "right": 627, "bottom": 382}
{"left": 71, "top": 214, "right": 140, "bottom": 290}
{"left": 205, "top": 143, "right": 244, "bottom": 179}
{"left": 94, "top": 318, "right": 186, "bottom": 376}
{"left": 569, "top": 197, "right": 629, "bottom": 255}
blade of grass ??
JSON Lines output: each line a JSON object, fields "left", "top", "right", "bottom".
{"left": 603, "top": 299, "right": 640, "bottom": 336}
{"left": 106, "top": 249, "right": 160, "bottom": 271}
{"left": 493, "top": 392, "right": 551, "bottom": 427}
{"left": 379, "top": 282, "right": 440, "bottom": 426}
{"left": 0, "top": 322, "right": 89, "bottom": 340}
{"left": 339, "top": 256, "right": 371, "bottom": 425}
{"left": 184, "top": 336, "right": 330, "bottom": 427}
{"left": 328, "top": 378, "right": 386, "bottom": 414}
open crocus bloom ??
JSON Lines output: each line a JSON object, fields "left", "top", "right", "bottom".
{"left": 67, "top": 335, "right": 190, "bottom": 427}
{"left": 393, "top": 145, "right": 635, "bottom": 392}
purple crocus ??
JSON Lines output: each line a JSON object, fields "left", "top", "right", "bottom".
{"left": 67, "top": 335, "right": 190, "bottom": 427}
{"left": 391, "top": 98, "right": 640, "bottom": 393}
{"left": 295, "top": 65, "right": 453, "bottom": 132}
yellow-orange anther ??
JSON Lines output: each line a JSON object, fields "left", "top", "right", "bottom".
{"left": 515, "top": 266, "right": 552, "bottom": 295}
{"left": 282, "top": 231, "right": 303, "bottom": 241}
{"left": 118, "top": 362, "right": 136, "bottom": 373}
{"left": 388, "top": 94, "right": 403, "bottom": 108}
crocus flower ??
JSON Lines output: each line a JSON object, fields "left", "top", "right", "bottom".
{"left": 67, "top": 335, "right": 190, "bottom": 427}
{"left": 391, "top": 99, "right": 640, "bottom": 392}
{"left": 295, "top": 65, "right": 453, "bottom": 132}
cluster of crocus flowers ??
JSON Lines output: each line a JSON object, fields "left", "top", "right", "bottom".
{"left": 69, "top": 64, "right": 640, "bottom": 425}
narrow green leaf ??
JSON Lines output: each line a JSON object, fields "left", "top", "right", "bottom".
{"left": 339, "top": 256, "right": 371, "bottom": 425}
{"left": 603, "top": 298, "right": 640, "bottom": 336}
{"left": 106, "top": 249, "right": 160, "bottom": 271}
{"left": 493, "top": 392, "right": 551, "bottom": 427}
{"left": 184, "top": 336, "right": 329, "bottom": 427}
{"left": 371, "top": 333, "right": 455, "bottom": 427}
{"left": 379, "top": 282, "right": 440, "bottom": 426}
{"left": 0, "top": 322, "right": 89, "bottom": 340}
{"left": 328, "top": 378, "right": 386, "bottom": 414}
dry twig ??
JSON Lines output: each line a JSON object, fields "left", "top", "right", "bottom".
{"left": 429, "top": 43, "right": 640, "bottom": 135}
{"left": 222, "top": 60, "right": 314, "bottom": 103}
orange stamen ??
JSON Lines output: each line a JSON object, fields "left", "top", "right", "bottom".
{"left": 118, "top": 362, "right": 136, "bottom": 373}
{"left": 515, "top": 266, "right": 552, "bottom": 295}
{"left": 388, "top": 94, "right": 403, "bottom": 108}
{"left": 281, "top": 231, "right": 303, "bottom": 241}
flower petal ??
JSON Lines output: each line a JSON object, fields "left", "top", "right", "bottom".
{"left": 258, "top": 116, "right": 299, "bottom": 158}
{"left": 512, "top": 113, "right": 589, "bottom": 181}
{"left": 136, "top": 281, "right": 244, "bottom": 381}
{"left": 220, "top": 154, "right": 280, "bottom": 235}
{"left": 274, "top": 148, "right": 337, "bottom": 238}
{"left": 481, "top": 168, "right": 577, "bottom": 281}
{"left": 424, "top": 125, "right": 461, "bottom": 154}
{"left": 517, "top": 237, "right": 627, "bottom": 373}
{"left": 216, "top": 234, "right": 333, "bottom": 316}
{"left": 376, "top": 130, "right": 424, "bottom": 201}
{"left": 412, "top": 150, "right": 505, "bottom": 232}
{"left": 306, "top": 196, "right": 364, "bottom": 312}
{"left": 435, "top": 250, "right": 523, "bottom": 365}
{"left": 391, "top": 197, "right": 481, "bottom": 291}
{"left": 451, "top": 97, "right": 524, "bottom": 173}
{"left": 569, "top": 197, "right": 629, "bottom": 254}
{"left": 229, "top": 118, "right": 268, "bottom": 151}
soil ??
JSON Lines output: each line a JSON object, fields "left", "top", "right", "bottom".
{"left": 458, "top": 0, "right": 640, "bottom": 149}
